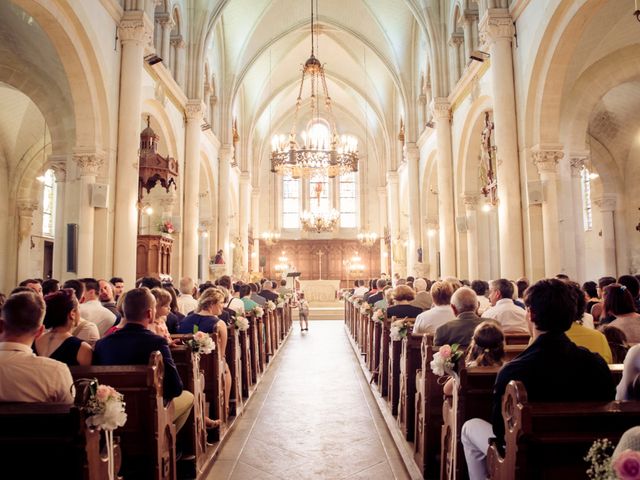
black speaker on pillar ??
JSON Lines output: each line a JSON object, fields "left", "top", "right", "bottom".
{"left": 66, "top": 224, "right": 78, "bottom": 273}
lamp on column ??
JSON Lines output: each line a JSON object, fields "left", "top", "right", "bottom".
{"left": 357, "top": 231, "right": 378, "bottom": 247}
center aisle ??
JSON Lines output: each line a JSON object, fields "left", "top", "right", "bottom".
{"left": 207, "top": 321, "right": 411, "bottom": 480}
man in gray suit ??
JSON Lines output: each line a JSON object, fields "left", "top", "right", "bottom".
{"left": 434, "top": 287, "right": 482, "bottom": 347}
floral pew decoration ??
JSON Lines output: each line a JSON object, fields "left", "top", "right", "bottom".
{"left": 390, "top": 317, "right": 413, "bottom": 341}
{"left": 187, "top": 326, "right": 216, "bottom": 355}
{"left": 235, "top": 316, "right": 250, "bottom": 332}
{"left": 586, "top": 437, "right": 640, "bottom": 480}
{"left": 252, "top": 305, "right": 265, "bottom": 319}
{"left": 372, "top": 308, "right": 386, "bottom": 324}
{"left": 265, "top": 300, "right": 276, "bottom": 312}
{"left": 75, "top": 379, "right": 127, "bottom": 480}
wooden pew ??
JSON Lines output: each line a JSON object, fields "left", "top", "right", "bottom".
{"left": 414, "top": 335, "right": 444, "bottom": 479}
{"left": 504, "top": 333, "right": 530, "bottom": 345}
{"left": 170, "top": 345, "right": 210, "bottom": 476}
{"left": 250, "top": 314, "right": 261, "bottom": 377}
{"left": 441, "top": 366, "right": 500, "bottom": 480}
{"left": 225, "top": 324, "right": 244, "bottom": 417}
{"left": 442, "top": 363, "right": 625, "bottom": 480}
{"left": 367, "top": 315, "right": 376, "bottom": 371}
{"left": 0, "top": 403, "right": 121, "bottom": 480}
{"left": 371, "top": 320, "right": 382, "bottom": 379}
{"left": 70, "top": 352, "right": 176, "bottom": 480}
{"left": 398, "top": 332, "right": 423, "bottom": 441}
{"left": 378, "top": 316, "right": 391, "bottom": 397}
{"left": 388, "top": 333, "right": 402, "bottom": 414}
{"left": 238, "top": 329, "right": 253, "bottom": 396}
{"left": 264, "top": 311, "right": 274, "bottom": 359}
{"left": 487, "top": 380, "right": 640, "bottom": 480}
{"left": 256, "top": 315, "right": 267, "bottom": 371}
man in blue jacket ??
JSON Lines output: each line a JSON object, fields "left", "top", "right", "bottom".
{"left": 94, "top": 287, "right": 193, "bottom": 432}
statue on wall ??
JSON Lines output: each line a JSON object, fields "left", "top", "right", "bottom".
{"left": 233, "top": 237, "right": 244, "bottom": 276}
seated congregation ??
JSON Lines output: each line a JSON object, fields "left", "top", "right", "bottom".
{"left": 345, "top": 273, "right": 640, "bottom": 479}
{"left": 0, "top": 275, "right": 293, "bottom": 480}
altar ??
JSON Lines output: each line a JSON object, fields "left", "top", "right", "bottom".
{"left": 299, "top": 279, "right": 341, "bottom": 302}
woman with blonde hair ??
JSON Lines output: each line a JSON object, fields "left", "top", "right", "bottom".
{"left": 149, "top": 287, "right": 172, "bottom": 341}
{"left": 179, "top": 287, "right": 231, "bottom": 421}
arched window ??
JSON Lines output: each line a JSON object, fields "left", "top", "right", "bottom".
{"left": 42, "top": 169, "right": 56, "bottom": 237}
{"left": 282, "top": 175, "right": 300, "bottom": 229}
{"left": 339, "top": 172, "right": 357, "bottom": 228}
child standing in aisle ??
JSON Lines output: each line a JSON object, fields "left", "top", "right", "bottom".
{"left": 298, "top": 292, "right": 309, "bottom": 332}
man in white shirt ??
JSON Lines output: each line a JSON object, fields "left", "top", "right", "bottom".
{"left": 353, "top": 280, "right": 369, "bottom": 298}
{"left": 482, "top": 278, "right": 529, "bottom": 333}
{"left": 177, "top": 276, "right": 198, "bottom": 315}
{"left": 413, "top": 281, "right": 456, "bottom": 335}
{"left": 79, "top": 278, "right": 116, "bottom": 336}
{"left": 0, "top": 291, "right": 74, "bottom": 403}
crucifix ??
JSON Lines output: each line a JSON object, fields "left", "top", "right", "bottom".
{"left": 316, "top": 249, "right": 324, "bottom": 280}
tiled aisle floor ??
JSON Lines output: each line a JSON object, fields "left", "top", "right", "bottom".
{"left": 207, "top": 321, "right": 410, "bottom": 480}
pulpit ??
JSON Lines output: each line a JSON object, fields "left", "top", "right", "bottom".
{"left": 136, "top": 235, "right": 173, "bottom": 279}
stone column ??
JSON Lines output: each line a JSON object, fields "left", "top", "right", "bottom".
{"left": 114, "top": 11, "right": 152, "bottom": 287}
{"left": 480, "top": 9, "right": 524, "bottom": 279}
{"left": 251, "top": 188, "right": 260, "bottom": 272}
{"left": 386, "top": 171, "right": 400, "bottom": 276}
{"left": 426, "top": 221, "right": 439, "bottom": 279}
{"left": 594, "top": 195, "right": 617, "bottom": 277}
{"left": 158, "top": 14, "right": 173, "bottom": 67}
{"left": 49, "top": 156, "right": 68, "bottom": 279}
{"left": 377, "top": 186, "right": 388, "bottom": 273}
{"left": 462, "top": 13, "right": 475, "bottom": 65}
{"left": 405, "top": 143, "right": 421, "bottom": 275}
{"left": 74, "top": 151, "right": 103, "bottom": 277}
{"left": 449, "top": 35, "right": 463, "bottom": 84}
{"left": 431, "top": 98, "right": 456, "bottom": 277}
{"left": 239, "top": 172, "right": 251, "bottom": 272}
{"left": 16, "top": 200, "right": 38, "bottom": 282}
{"left": 532, "top": 148, "right": 563, "bottom": 277}
{"left": 464, "top": 195, "right": 479, "bottom": 281}
{"left": 183, "top": 100, "right": 203, "bottom": 280}
{"left": 570, "top": 155, "right": 587, "bottom": 282}
{"left": 218, "top": 145, "right": 232, "bottom": 272}
{"left": 199, "top": 219, "right": 212, "bottom": 282}
{"left": 171, "top": 36, "right": 185, "bottom": 87}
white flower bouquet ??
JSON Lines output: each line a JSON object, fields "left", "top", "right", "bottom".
{"left": 85, "top": 383, "right": 127, "bottom": 431}
{"left": 372, "top": 308, "right": 386, "bottom": 324}
{"left": 360, "top": 302, "right": 372, "bottom": 316}
{"left": 430, "top": 344, "right": 464, "bottom": 377}
{"left": 390, "top": 317, "right": 412, "bottom": 341}
{"left": 266, "top": 300, "right": 276, "bottom": 311}
{"left": 187, "top": 330, "right": 216, "bottom": 355}
{"left": 235, "top": 316, "right": 250, "bottom": 331}
{"left": 253, "top": 306, "right": 264, "bottom": 318}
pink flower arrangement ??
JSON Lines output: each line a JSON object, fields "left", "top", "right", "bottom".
{"left": 159, "top": 220, "right": 174, "bottom": 234}
{"left": 430, "top": 344, "right": 464, "bottom": 377}
{"left": 439, "top": 344, "right": 452, "bottom": 359}
{"left": 614, "top": 450, "right": 640, "bottom": 480}
{"left": 95, "top": 385, "right": 118, "bottom": 402}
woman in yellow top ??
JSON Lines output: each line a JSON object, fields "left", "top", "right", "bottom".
{"left": 565, "top": 282, "right": 613, "bottom": 364}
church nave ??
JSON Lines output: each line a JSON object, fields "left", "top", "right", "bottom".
{"left": 208, "top": 321, "right": 410, "bottom": 480}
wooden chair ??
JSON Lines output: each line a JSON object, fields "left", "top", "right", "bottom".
{"left": 0, "top": 403, "right": 121, "bottom": 480}
{"left": 70, "top": 352, "right": 176, "bottom": 480}
{"left": 487, "top": 380, "right": 640, "bottom": 480}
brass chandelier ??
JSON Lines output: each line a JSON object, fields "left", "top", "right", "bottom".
{"left": 300, "top": 182, "right": 340, "bottom": 233}
{"left": 270, "top": 0, "right": 358, "bottom": 179}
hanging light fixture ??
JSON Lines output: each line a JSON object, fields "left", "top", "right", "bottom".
{"left": 261, "top": 231, "right": 281, "bottom": 246}
{"left": 270, "top": 0, "right": 358, "bottom": 179}
{"left": 300, "top": 180, "right": 339, "bottom": 233}
{"left": 357, "top": 231, "right": 378, "bottom": 247}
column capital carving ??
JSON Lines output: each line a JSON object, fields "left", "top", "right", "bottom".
{"left": 119, "top": 11, "right": 153, "bottom": 45}
{"left": 479, "top": 9, "right": 515, "bottom": 45}
{"left": 239, "top": 172, "right": 251, "bottom": 185}
{"left": 569, "top": 153, "right": 589, "bottom": 176}
{"left": 594, "top": 194, "right": 617, "bottom": 212}
{"left": 47, "top": 154, "right": 68, "bottom": 182}
{"left": 531, "top": 148, "right": 564, "bottom": 175}
{"left": 404, "top": 143, "right": 420, "bottom": 162}
{"left": 386, "top": 170, "right": 399, "bottom": 184}
{"left": 463, "top": 10, "right": 479, "bottom": 23}
{"left": 16, "top": 199, "right": 39, "bottom": 217}
{"left": 156, "top": 13, "right": 174, "bottom": 29}
{"left": 430, "top": 98, "right": 451, "bottom": 120}
{"left": 170, "top": 35, "right": 185, "bottom": 48}
{"left": 463, "top": 194, "right": 480, "bottom": 209}
{"left": 449, "top": 33, "right": 464, "bottom": 47}
{"left": 73, "top": 150, "right": 105, "bottom": 176}
{"left": 185, "top": 100, "right": 204, "bottom": 121}
{"left": 219, "top": 144, "right": 234, "bottom": 162}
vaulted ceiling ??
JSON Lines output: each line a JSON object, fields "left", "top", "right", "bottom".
{"left": 201, "top": 0, "right": 431, "bottom": 175}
